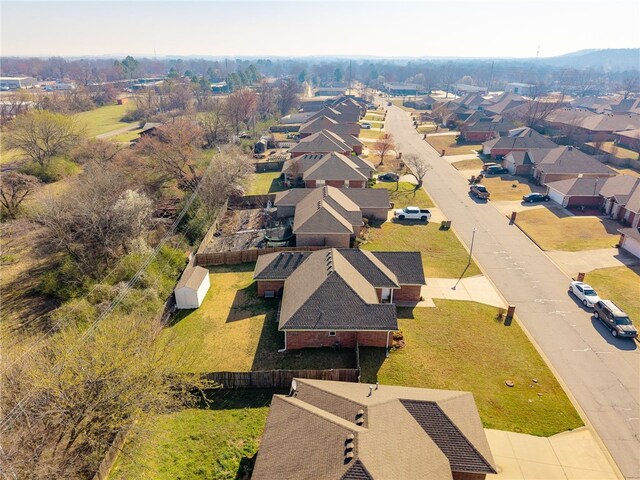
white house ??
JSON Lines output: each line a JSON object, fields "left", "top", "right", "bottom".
{"left": 618, "top": 228, "right": 640, "bottom": 259}
{"left": 174, "top": 265, "right": 211, "bottom": 309}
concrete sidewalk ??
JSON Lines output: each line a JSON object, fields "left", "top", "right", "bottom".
{"left": 422, "top": 275, "right": 507, "bottom": 308}
{"left": 487, "top": 427, "right": 620, "bottom": 479}
{"left": 443, "top": 153, "right": 481, "bottom": 163}
{"left": 546, "top": 248, "right": 640, "bottom": 276}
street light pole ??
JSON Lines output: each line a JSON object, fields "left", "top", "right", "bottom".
{"left": 468, "top": 228, "right": 478, "bottom": 265}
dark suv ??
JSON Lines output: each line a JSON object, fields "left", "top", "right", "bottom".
{"left": 593, "top": 300, "right": 638, "bottom": 338}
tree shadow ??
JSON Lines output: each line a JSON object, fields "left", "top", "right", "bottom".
{"left": 200, "top": 388, "right": 285, "bottom": 410}
{"left": 236, "top": 453, "right": 258, "bottom": 480}
{"left": 267, "top": 177, "right": 286, "bottom": 193}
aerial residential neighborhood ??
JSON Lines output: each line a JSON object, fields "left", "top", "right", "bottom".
{"left": 1, "top": 1, "right": 639, "bottom": 480}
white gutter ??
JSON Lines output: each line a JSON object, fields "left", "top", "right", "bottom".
{"left": 278, "top": 331, "right": 287, "bottom": 353}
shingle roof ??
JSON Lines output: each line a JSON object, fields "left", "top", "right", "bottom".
{"left": 292, "top": 187, "right": 362, "bottom": 234}
{"left": 275, "top": 186, "right": 389, "bottom": 211}
{"left": 282, "top": 153, "right": 374, "bottom": 181}
{"left": 304, "top": 154, "right": 368, "bottom": 182}
{"left": 252, "top": 379, "right": 496, "bottom": 480}
{"left": 598, "top": 175, "right": 640, "bottom": 199}
{"left": 619, "top": 228, "right": 640, "bottom": 242}
{"left": 369, "top": 251, "right": 426, "bottom": 285}
{"left": 400, "top": 400, "right": 496, "bottom": 474}
{"left": 546, "top": 177, "right": 606, "bottom": 196}
{"left": 484, "top": 127, "right": 558, "bottom": 151}
{"left": 300, "top": 116, "right": 361, "bottom": 136}
{"left": 289, "top": 130, "right": 352, "bottom": 155}
{"left": 535, "top": 146, "right": 616, "bottom": 175}
{"left": 278, "top": 249, "right": 397, "bottom": 331}
{"left": 253, "top": 248, "right": 422, "bottom": 289}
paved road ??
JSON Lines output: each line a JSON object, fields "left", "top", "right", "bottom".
{"left": 384, "top": 104, "right": 640, "bottom": 479}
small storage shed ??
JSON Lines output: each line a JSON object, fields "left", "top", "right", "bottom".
{"left": 174, "top": 266, "right": 211, "bottom": 309}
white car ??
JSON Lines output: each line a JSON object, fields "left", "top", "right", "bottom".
{"left": 568, "top": 281, "right": 601, "bottom": 308}
{"left": 360, "top": 122, "right": 372, "bottom": 129}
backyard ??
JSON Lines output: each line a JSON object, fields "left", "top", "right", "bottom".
{"left": 246, "top": 171, "right": 285, "bottom": 195}
{"left": 109, "top": 389, "right": 280, "bottom": 480}
{"left": 426, "top": 134, "right": 481, "bottom": 156}
{"left": 361, "top": 221, "right": 481, "bottom": 278}
{"left": 359, "top": 300, "right": 584, "bottom": 436}
{"left": 515, "top": 209, "right": 620, "bottom": 251}
{"left": 373, "top": 180, "right": 434, "bottom": 208}
{"left": 585, "top": 265, "right": 640, "bottom": 323}
{"left": 161, "top": 265, "right": 355, "bottom": 373}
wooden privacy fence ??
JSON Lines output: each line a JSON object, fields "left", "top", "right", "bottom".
{"left": 204, "top": 369, "right": 360, "bottom": 389}
{"left": 196, "top": 245, "right": 326, "bottom": 266}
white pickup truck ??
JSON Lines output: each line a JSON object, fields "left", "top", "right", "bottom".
{"left": 393, "top": 206, "right": 431, "bottom": 222}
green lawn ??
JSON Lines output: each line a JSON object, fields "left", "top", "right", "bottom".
{"left": 586, "top": 265, "right": 640, "bottom": 323}
{"left": 246, "top": 171, "right": 285, "bottom": 195}
{"left": 74, "top": 104, "right": 135, "bottom": 137}
{"left": 374, "top": 180, "right": 434, "bottom": 208}
{"left": 362, "top": 221, "right": 481, "bottom": 278}
{"left": 360, "top": 301, "right": 583, "bottom": 436}
{"left": 110, "top": 389, "right": 278, "bottom": 480}
{"left": 515, "top": 209, "right": 620, "bottom": 251}
{"left": 162, "top": 265, "right": 355, "bottom": 373}
{"left": 364, "top": 113, "right": 385, "bottom": 121}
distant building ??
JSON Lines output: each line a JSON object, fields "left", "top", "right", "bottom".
{"left": 0, "top": 76, "right": 37, "bottom": 89}
{"left": 383, "top": 82, "right": 427, "bottom": 96}
{"left": 504, "top": 83, "right": 535, "bottom": 96}
{"left": 454, "top": 83, "right": 488, "bottom": 94}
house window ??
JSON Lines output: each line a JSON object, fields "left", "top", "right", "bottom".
{"left": 328, "top": 331, "right": 336, "bottom": 336}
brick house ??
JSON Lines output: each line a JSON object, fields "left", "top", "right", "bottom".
{"left": 545, "top": 176, "right": 608, "bottom": 208}
{"left": 282, "top": 152, "right": 375, "bottom": 188}
{"left": 460, "top": 117, "right": 517, "bottom": 142}
{"left": 275, "top": 185, "right": 390, "bottom": 222}
{"left": 288, "top": 130, "right": 353, "bottom": 158}
{"left": 610, "top": 185, "right": 640, "bottom": 228}
{"left": 298, "top": 115, "right": 361, "bottom": 139}
{"left": 253, "top": 248, "right": 425, "bottom": 350}
{"left": 530, "top": 146, "right": 616, "bottom": 185}
{"left": 482, "top": 127, "right": 558, "bottom": 159}
{"left": 252, "top": 378, "right": 497, "bottom": 480}
{"left": 600, "top": 176, "right": 640, "bottom": 222}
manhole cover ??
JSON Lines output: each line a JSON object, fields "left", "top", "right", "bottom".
{"left": 505, "top": 380, "right": 514, "bottom": 387}
{"left": 532, "top": 378, "right": 538, "bottom": 383}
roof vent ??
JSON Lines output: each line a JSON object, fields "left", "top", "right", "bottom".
{"left": 345, "top": 451, "right": 355, "bottom": 462}
{"left": 346, "top": 433, "right": 355, "bottom": 441}
{"left": 317, "top": 200, "right": 322, "bottom": 210}
{"left": 355, "top": 409, "right": 365, "bottom": 426}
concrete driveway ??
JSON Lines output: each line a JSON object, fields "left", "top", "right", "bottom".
{"left": 487, "top": 428, "right": 620, "bottom": 479}
{"left": 422, "top": 276, "right": 507, "bottom": 308}
{"left": 546, "top": 248, "right": 640, "bottom": 276}
{"left": 384, "top": 103, "right": 639, "bottom": 479}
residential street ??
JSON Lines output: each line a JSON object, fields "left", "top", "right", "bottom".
{"left": 384, "top": 104, "right": 640, "bottom": 479}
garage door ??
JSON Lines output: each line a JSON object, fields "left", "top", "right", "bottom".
{"left": 622, "top": 238, "right": 640, "bottom": 259}
{"left": 547, "top": 188, "right": 566, "bottom": 206}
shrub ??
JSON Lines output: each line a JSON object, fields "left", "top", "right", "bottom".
{"left": 20, "top": 157, "right": 81, "bottom": 183}
{"left": 38, "top": 257, "right": 86, "bottom": 301}
{"left": 50, "top": 298, "right": 97, "bottom": 330}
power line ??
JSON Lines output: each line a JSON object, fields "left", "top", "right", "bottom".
{"left": 0, "top": 147, "right": 221, "bottom": 433}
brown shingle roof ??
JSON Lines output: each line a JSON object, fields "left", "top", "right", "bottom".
{"left": 252, "top": 379, "right": 496, "bottom": 480}
{"left": 535, "top": 146, "right": 616, "bottom": 175}
{"left": 484, "top": 127, "right": 558, "bottom": 151}
{"left": 292, "top": 187, "right": 361, "bottom": 234}
{"left": 289, "top": 130, "right": 352, "bottom": 155}
{"left": 278, "top": 249, "right": 397, "bottom": 331}
{"left": 300, "top": 116, "right": 361, "bottom": 136}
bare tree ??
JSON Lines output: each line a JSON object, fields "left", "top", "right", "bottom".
{"left": 200, "top": 98, "right": 230, "bottom": 147}
{"left": 403, "top": 153, "right": 431, "bottom": 189}
{"left": 36, "top": 164, "right": 153, "bottom": 273}
{"left": 504, "top": 92, "right": 565, "bottom": 130}
{"left": 277, "top": 77, "right": 302, "bottom": 115}
{"left": 0, "top": 314, "right": 209, "bottom": 479}
{"left": 70, "top": 138, "right": 124, "bottom": 165}
{"left": 0, "top": 172, "right": 40, "bottom": 219}
{"left": 225, "top": 88, "right": 258, "bottom": 136}
{"left": 199, "top": 146, "right": 254, "bottom": 213}
{"left": 372, "top": 133, "right": 396, "bottom": 166}
{"left": 136, "top": 119, "right": 206, "bottom": 191}
{"left": 6, "top": 111, "right": 83, "bottom": 167}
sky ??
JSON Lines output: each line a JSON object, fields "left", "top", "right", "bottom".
{"left": 2, "top": 0, "right": 640, "bottom": 59}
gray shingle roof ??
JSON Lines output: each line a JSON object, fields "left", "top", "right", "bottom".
{"left": 370, "top": 251, "right": 426, "bottom": 285}
{"left": 289, "top": 130, "right": 352, "bottom": 155}
{"left": 535, "top": 146, "right": 616, "bottom": 175}
{"left": 252, "top": 379, "right": 496, "bottom": 480}
{"left": 254, "top": 251, "right": 311, "bottom": 280}
{"left": 484, "top": 127, "right": 558, "bottom": 151}
{"left": 400, "top": 400, "right": 497, "bottom": 474}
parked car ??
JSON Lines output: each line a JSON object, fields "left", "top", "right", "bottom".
{"left": 523, "top": 193, "right": 550, "bottom": 203}
{"left": 378, "top": 172, "right": 400, "bottom": 182}
{"left": 367, "top": 104, "right": 377, "bottom": 109}
{"left": 593, "top": 300, "right": 638, "bottom": 338}
{"left": 485, "top": 165, "right": 509, "bottom": 175}
{"left": 394, "top": 206, "right": 431, "bottom": 222}
{"left": 470, "top": 184, "right": 490, "bottom": 200}
{"left": 568, "top": 281, "right": 600, "bottom": 308}
{"left": 361, "top": 122, "right": 372, "bottom": 129}
{"left": 481, "top": 162, "right": 499, "bottom": 171}
{"left": 387, "top": 101, "right": 392, "bottom": 106}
